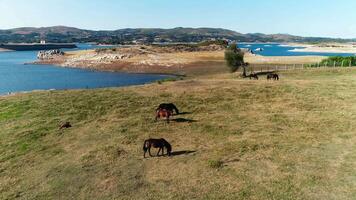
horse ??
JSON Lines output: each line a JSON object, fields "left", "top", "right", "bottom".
{"left": 143, "top": 138, "right": 172, "bottom": 158}
{"left": 155, "top": 109, "right": 173, "bottom": 123}
{"left": 157, "top": 103, "right": 179, "bottom": 115}
{"left": 59, "top": 122, "right": 72, "bottom": 130}
{"left": 249, "top": 73, "right": 259, "bottom": 80}
{"left": 267, "top": 73, "right": 279, "bottom": 80}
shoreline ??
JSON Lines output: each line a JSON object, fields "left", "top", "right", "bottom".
{"left": 289, "top": 47, "right": 356, "bottom": 54}
{"left": 28, "top": 62, "right": 186, "bottom": 77}
{"left": 287, "top": 43, "right": 356, "bottom": 54}
{"left": 0, "top": 48, "right": 13, "bottom": 52}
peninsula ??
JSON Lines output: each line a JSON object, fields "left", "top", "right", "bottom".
{"left": 33, "top": 43, "right": 325, "bottom": 75}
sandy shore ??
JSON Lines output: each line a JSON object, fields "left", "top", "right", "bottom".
{"left": 33, "top": 45, "right": 325, "bottom": 75}
{"left": 287, "top": 43, "right": 356, "bottom": 54}
{"left": 0, "top": 48, "right": 12, "bottom": 52}
{"left": 245, "top": 54, "right": 324, "bottom": 64}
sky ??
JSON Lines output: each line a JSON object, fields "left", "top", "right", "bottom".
{"left": 0, "top": 0, "right": 355, "bottom": 38}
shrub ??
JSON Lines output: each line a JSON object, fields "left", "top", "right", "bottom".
{"left": 224, "top": 44, "right": 246, "bottom": 73}
{"left": 314, "top": 56, "right": 356, "bottom": 67}
{"left": 207, "top": 159, "right": 224, "bottom": 169}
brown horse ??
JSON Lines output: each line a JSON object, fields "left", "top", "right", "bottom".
{"left": 143, "top": 138, "right": 172, "bottom": 158}
{"left": 157, "top": 103, "right": 179, "bottom": 115}
{"left": 155, "top": 109, "right": 173, "bottom": 123}
{"left": 249, "top": 73, "right": 259, "bottom": 80}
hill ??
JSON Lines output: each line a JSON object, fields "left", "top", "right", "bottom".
{"left": 1, "top": 69, "right": 356, "bottom": 199}
{"left": 0, "top": 26, "right": 353, "bottom": 44}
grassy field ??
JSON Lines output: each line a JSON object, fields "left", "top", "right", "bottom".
{"left": 1, "top": 69, "right": 356, "bottom": 199}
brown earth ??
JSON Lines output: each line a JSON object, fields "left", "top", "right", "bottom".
{"left": 33, "top": 45, "right": 325, "bottom": 76}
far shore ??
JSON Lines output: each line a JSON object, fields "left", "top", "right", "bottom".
{"left": 33, "top": 44, "right": 326, "bottom": 76}
{"left": 0, "top": 48, "right": 12, "bottom": 52}
{"left": 286, "top": 43, "right": 356, "bottom": 54}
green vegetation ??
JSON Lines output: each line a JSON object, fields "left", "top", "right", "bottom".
{"left": 156, "top": 77, "right": 184, "bottom": 84}
{"left": 197, "top": 40, "right": 228, "bottom": 47}
{"left": 94, "top": 47, "right": 117, "bottom": 53}
{"left": 1, "top": 69, "right": 356, "bottom": 199}
{"left": 224, "top": 44, "right": 246, "bottom": 74}
{"left": 207, "top": 159, "right": 224, "bottom": 169}
{"left": 309, "top": 56, "right": 356, "bottom": 67}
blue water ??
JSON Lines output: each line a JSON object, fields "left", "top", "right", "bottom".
{"left": 239, "top": 43, "right": 356, "bottom": 57}
{"left": 0, "top": 44, "right": 170, "bottom": 95}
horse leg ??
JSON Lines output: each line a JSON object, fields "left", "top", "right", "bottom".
{"left": 167, "top": 116, "right": 170, "bottom": 123}
{"left": 148, "top": 147, "right": 153, "bottom": 157}
{"left": 157, "top": 147, "right": 161, "bottom": 156}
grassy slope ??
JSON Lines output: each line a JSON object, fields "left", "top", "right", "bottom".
{"left": 1, "top": 69, "right": 356, "bottom": 199}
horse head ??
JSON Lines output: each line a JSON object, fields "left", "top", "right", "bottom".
{"left": 162, "top": 139, "right": 172, "bottom": 156}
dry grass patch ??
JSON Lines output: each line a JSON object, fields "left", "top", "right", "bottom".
{"left": 1, "top": 69, "right": 356, "bottom": 199}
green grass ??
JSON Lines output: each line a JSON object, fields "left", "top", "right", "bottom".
{"left": 1, "top": 69, "right": 356, "bottom": 199}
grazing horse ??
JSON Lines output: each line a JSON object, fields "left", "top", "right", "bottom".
{"left": 267, "top": 73, "right": 279, "bottom": 80}
{"left": 249, "top": 73, "right": 259, "bottom": 80}
{"left": 59, "top": 122, "right": 72, "bottom": 130}
{"left": 155, "top": 109, "right": 173, "bottom": 123}
{"left": 143, "top": 138, "right": 172, "bottom": 158}
{"left": 157, "top": 103, "right": 179, "bottom": 115}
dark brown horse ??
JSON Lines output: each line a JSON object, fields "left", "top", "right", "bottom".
{"left": 267, "top": 73, "right": 279, "bottom": 80}
{"left": 157, "top": 103, "right": 179, "bottom": 115}
{"left": 249, "top": 73, "right": 259, "bottom": 80}
{"left": 143, "top": 138, "right": 172, "bottom": 158}
{"left": 155, "top": 109, "right": 173, "bottom": 123}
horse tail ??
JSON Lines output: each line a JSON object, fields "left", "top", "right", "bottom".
{"left": 155, "top": 109, "right": 160, "bottom": 121}
{"left": 143, "top": 140, "right": 149, "bottom": 152}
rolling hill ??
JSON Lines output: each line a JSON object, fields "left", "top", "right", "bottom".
{"left": 0, "top": 26, "right": 353, "bottom": 44}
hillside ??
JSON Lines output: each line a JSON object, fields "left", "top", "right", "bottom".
{"left": 0, "top": 26, "right": 354, "bottom": 44}
{"left": 1, "top": 69, "right": 356, "bottom": 199}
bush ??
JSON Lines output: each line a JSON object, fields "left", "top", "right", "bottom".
{"left": 207, "top": 159, "right": 224, "bottom": 169}
{"left": 312, "top": 56, "right": 356, "bottom": 67}
{"left": 224, "top": 44, "right": 246, "bottom": 73}
{"left": 198, "top": 40, "right": 228, "bottom": 47}
{"left": 94, "top": 47, "right": 117, "bottom": 53}
{"left": 156, "top": 77, "right": 184, "bottom": 84}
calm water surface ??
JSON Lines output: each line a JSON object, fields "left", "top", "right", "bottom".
{"left": 1, "top": 43, "right": 354, "bottom": 94}
{"left": 0, "top": 44, "right": 170, "bottom": 95}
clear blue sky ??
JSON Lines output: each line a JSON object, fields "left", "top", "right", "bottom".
{"left": 0, "top": 0, "right": 355, "bottom": 38}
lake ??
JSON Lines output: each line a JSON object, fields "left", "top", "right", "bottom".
{"left": 239, "top": 43, "right": 355, "bottom": 57}
{"left": 0, "top": 44, "right": 170, "bottom": 95}
{"left": 1, "top": 43, "right": 354, "bottom": 95}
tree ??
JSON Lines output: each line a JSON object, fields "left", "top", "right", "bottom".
{"left": 224, "top": 43, "right": 247, "bottom": 76}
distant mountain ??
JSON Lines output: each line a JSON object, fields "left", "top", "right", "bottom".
{"left": 0, "top": 26, "right": 353, "bottom": 44}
